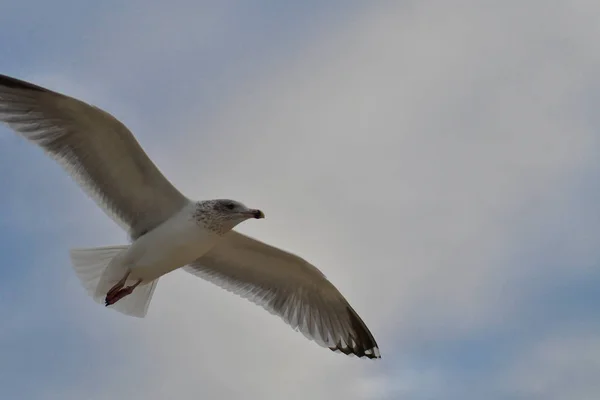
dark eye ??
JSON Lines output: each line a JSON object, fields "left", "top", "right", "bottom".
{"left": 225, "top": 203, "right": 235, "bottom": 210}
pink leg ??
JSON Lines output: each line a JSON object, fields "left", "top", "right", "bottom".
{"left": 105, "top": 279, "right": 142, "bottom": 306}
{"left": 106, "top": 273, "right": 130, "bottom": 298}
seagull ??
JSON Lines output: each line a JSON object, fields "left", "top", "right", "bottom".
{"left": 0, "top": 73, "right": 381, "bottom": 359}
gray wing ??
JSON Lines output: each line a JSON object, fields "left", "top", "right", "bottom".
{"left": 0, "top": 74, "right": 189, "bottom": 239}
{"left": 184, "top": 231, "right": 381, "bottom": 359}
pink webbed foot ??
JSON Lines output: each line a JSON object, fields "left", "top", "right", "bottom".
{"left": 105, "top": 279, "right": 141, "bottom": 306}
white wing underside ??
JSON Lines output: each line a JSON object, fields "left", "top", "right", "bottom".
{"left": 0, "top": 74, "right": 189, "bottom": 239}
{"left": 185, "top": 231, "right": 381, "bottom": 359}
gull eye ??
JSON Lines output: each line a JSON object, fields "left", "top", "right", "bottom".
{"left": 225, "top": 203, "right": 235, "bottom": 210}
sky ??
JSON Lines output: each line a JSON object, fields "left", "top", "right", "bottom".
{"left": 1, "top": 1, "right": 600, "bottom": 399}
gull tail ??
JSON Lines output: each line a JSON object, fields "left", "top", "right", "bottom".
{"left": 69, "top": 245, "right": 158, "bottom": 318}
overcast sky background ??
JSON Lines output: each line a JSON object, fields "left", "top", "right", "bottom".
{"left": 1, "top": 1, "right": 600, "bottom": 399}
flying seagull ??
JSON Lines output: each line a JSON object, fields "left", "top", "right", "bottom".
{"left": 0, "top": 73, "right": 380, "bottom": 359}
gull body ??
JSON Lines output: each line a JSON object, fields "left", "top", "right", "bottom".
{"left": 0, "top": 73, "right": 381, "bottom": 359}
{"left": 121, "top": 201, "right": 219, "bottom": 283}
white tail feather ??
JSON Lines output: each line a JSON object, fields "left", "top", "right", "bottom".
{"left": 69, "top": 246, "right": 158, "bottom": 318}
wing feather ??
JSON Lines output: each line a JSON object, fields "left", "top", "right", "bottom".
{"left": 184, "top": 231, "right": 381, "bottom": 359}
{"left": 0, "top": 74, "right": 189, "bottom": 238}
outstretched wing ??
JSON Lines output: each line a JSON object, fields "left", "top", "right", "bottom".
{"left": 0, "top": 74, "right": 189, "bottom": 239}
{"left": 184, "top": 231, "right": 381, "bottom": 359}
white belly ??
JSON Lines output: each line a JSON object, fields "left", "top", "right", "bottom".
{"left": 124, "top": 209, "right": 221, "bottom": 282}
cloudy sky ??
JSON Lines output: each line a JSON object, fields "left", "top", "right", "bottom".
{"left": 1, "top": 1, "right": 600, "bottom": 399}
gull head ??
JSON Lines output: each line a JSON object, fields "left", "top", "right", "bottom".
{"left": 211, "top": 199, "right": 265, "bottom": 221}
{"left": 194, "top": 199, "right": 264, "bottom": 234}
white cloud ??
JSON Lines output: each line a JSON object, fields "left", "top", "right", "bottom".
{"left": 4, "top": 1, "right": 600, "bottom": 399}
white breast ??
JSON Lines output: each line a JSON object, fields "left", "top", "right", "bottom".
{"left": 125, "top": 205, "right": 221, "bottom": 282}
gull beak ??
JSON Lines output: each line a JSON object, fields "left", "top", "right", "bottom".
{"left": 251, "top": 209, "right": 265, "bottom": 219}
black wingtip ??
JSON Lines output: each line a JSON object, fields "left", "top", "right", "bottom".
{"left": 0, "top": 73, "right": 50, "bottom": 93}
{"left": 328, "top": 306, "right": 381, "bottom": 359}
{"left": 328, "top": 344, "right": 381, "bottom": 359}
